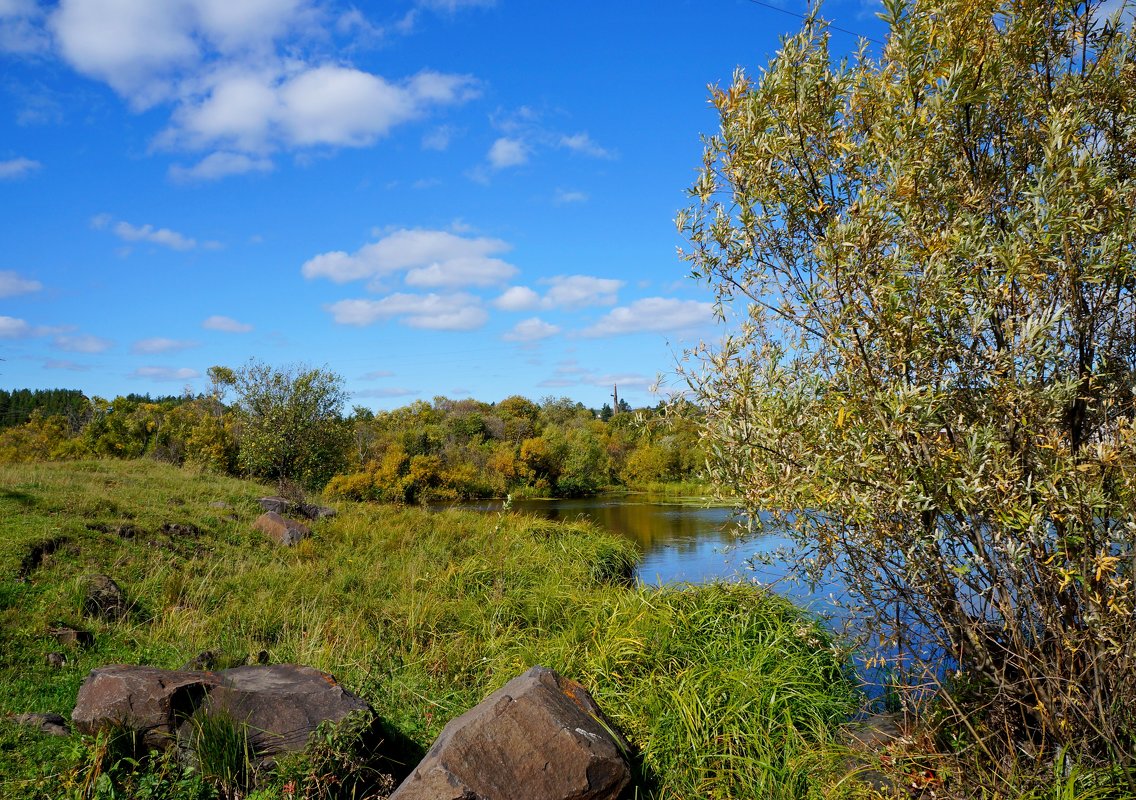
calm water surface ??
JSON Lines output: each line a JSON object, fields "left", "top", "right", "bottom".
{"left": 445, "top": 496, "right": 838, "bottom": 608}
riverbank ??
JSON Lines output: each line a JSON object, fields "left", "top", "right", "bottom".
{"left": 1, "top": 459, "right": 861, "bottom": 799}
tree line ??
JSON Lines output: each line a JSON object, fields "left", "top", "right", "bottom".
{"left": 0, "top": 362, "right": 704, "bottom": 501}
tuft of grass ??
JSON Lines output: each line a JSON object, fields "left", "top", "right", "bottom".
{"left": 183, "top": 709, "right": 254, "bottom": 799}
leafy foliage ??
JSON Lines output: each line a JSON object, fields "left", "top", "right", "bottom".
{"left": 680, "top": 0, "right": 1136, "bottom": 770}
{"left": 223, "top": 361, "right": 350, "bottom": 490}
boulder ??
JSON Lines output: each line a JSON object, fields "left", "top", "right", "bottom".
{"left": 72, "top": 665, "right": 220, "bottom": 749}
{"left": 258, "top": 496, "right": 336, "bottom": 520}
{"left": 191, "top": 664, "right": 370, "bottom": 764}
{"left": 72, "top": 663, "right": 369, "bottom": 764}
{"left": 82, "top": 575, "right": 128, "bottom": 621}
{"left": 257, "top": 496, "right": 295, "bottom": 515}
{"left": 252, "top": 512, "right": 310, "bottom": 546}
{"left": 299, "top": 502, "right": 337, "bottom": 520}
{"left": 12, "top": 712, "right": 70, "bottom": 737}
{"left": 49, "top": 625, "right": 93, "bottom": 648}
{"left": 390, "top": 666, "right": 630, "bottom": 800}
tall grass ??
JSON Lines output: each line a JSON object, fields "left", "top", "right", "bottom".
{"left": 2, "top": 460, "right": 858, "bottom": 798}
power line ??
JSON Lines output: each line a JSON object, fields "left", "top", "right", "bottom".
{"left": 742, "top": 0, "right": 887, "bottom": 46}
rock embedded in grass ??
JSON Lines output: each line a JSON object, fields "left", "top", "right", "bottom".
{"left": 49, "top": 625, "right": 93, "bottom": 648}
{"left": 188, "top": 664, "right": 371, "bottom": 766}
{"left": 391, "top": 665, "right": 630, "bottom": 800}
{"left": 12, "top": 712, "right": 70, "bottom": 737}
{"left": 257, "top": 496, "right": 337, "bottom": 521}
{"left": 81, "top": 574, "right": 128, "bottom": 621}
{"left": 252, "top": 511, "right": 310, "bottom": 546}
{"left": 71, "top": 663, "right": 371, "bottom": 767}
{"left": 72, "top": 665, "right": 220, "bottom": 749}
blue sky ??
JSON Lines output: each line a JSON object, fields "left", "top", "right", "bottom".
{"left": 0, "top": 0, "right": 887, "bottom": 410}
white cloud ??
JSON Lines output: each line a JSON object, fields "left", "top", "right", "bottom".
{"left": 419, "top": 0, "right": 496, "bottom": 12}
{"left": 582, "top": 297, "right": 714, "bottom": 337}
{"left": 352, "top": 386, "right": 420, "bottom": 398}
{"left": 132, "top": 366, "right": 201, "bottom": 381}
{"left": 46, "top": 1, "right": 479, "bottom": 174}
{"left": 0, "top": 270, "right": 42, "bottom": 297}
{"left": 170, "top": 151, "right": 274, "bottom": 182}
{"left": 405, "top": 256, "right": 515, "bottom": 287}
{"left": 50, "top": 0, "right": 199, "bottom": 107}
{"left": 112, "top": 220, "right": 197, "bottom": 250}
{"left": 543, "top": 275, "right": 622, "bottom": 309}
{"left": 132, "top": 337, "right": 198, "bottom": 354}
{"left": 44, "top": 358, "right": 91, "bottom": 371}
{"left": 492, "top": 276, "right": 623, "bottom": 311}
{"left": 487, "top": 137, "right": 527, "bottom": 168}
{"left": 504, "top": 317, "right": 560, "bottom": 342}
{"left": 0, "top": 157, "right": 41, "bottom": 179}
{"left": 553, "top": 189, "right": 588, "bottom": 205}
{"left": 302, "top": 228, "right": 515, "bottom": 288}
{"left": 0, "top": 0, "right": 49, "bottom": 54}
{"left": 559, "top": 132, "right": 613, "bottom": 159}
{"left": 93, "top": 216, "right": 212, "bottom": 250}
{"left": 326, "top": 293, "right": 487, "bottom": 330}
{"left": 202, "top": 314, "right": 253, "bottom": 332}
{"left": 54, "top": 333, "right": 114, "bottom": 353}
{"left": 0, "top": 315, "right": 32, "bottom": 338}
{"left": 493, "top": 285, "right": 541, "bottom": 311}
{"left": 422, "top": 125, "right": 454, "bottom": 150}
{"left": 165, "top": 67, "right": 478, "bottom": 154}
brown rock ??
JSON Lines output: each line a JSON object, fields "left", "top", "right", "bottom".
{"left": 194, "top": 664, "right": 370, "bottom": 764}
{"left": 253, "top": 512, "right": 310, "bottom": 546}
{"left": 82, "top": 574, "right": 128, "bottom": 621}
{"left": 72, "top": 665, "right": 220, "bottom": 749}
{"left": 390, "top": 666, "right": 630, "bottom": 800}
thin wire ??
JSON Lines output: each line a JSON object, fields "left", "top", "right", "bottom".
{"left": 742, "top": 0, "right": 887, "bottom": 46}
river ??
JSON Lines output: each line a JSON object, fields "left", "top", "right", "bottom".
{"left": 444, "top": 495, "right": 842, "bottom": 612}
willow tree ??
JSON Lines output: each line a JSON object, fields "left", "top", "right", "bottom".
{"left": 679, "top": 0, "right": 1136, "bottom": 763}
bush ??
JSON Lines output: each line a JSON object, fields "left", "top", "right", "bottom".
{"left": 680, "top": 0, "right": 1136, "bottom": 770}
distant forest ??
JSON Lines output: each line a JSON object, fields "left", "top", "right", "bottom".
{"left": 0, "top": 387, "right": 705, "bottom": 500}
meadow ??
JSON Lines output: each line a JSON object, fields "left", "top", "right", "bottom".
{"left": 0, "top": 459, "right": 862, "bottom": 799}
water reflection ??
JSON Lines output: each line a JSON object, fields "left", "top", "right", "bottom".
{"left": 441, "top": 496, "right": 805, "bottom": 589}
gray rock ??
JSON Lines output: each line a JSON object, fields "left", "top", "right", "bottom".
{"left": 13, "top": 712, "right": 70, "bottom": 737}
{"left": 49, "top": 625, "right": 93, "bottom": 648}
{"left": 257, "top": 496, "right": 295, "bottom": 515}
{"left": 82, "top": 574, "right": 128, "bottom": 621}
{"left": 299, "top": 502, "right": 337, "bottom": 520}
{"left": 191, "top": 664, "right": 370, "bottom": 765}
{"left": 391, "top": 666, "right": 630, "bottom": 800}
{"left": 72, "top": 665, "right": 219, "bottom": 749}
{"left": 46, "top": 652, "right": 66, "bottom": 669}
{"left": 253, "top": 512, "right": 310, "bottom": 546}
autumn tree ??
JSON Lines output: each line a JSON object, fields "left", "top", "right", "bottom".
{"left": 222, "top": 361, "right": 350, "bottom": 489}
{"left": 680, "top": 0, "right": 1136, "bottom": 767}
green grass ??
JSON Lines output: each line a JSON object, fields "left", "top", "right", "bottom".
{"left": 0, "top": 459, "right": 863, "bottom": 799}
